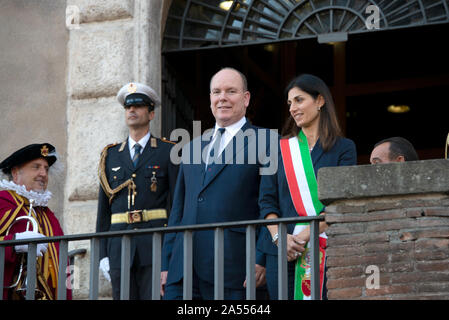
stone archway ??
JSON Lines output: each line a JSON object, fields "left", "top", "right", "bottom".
{"left": 161, "top": 0, "right": 449, "bottom": 161}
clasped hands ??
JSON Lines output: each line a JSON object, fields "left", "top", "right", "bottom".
{"left": 286, "top": 233, "right": 307, "bottom": 262}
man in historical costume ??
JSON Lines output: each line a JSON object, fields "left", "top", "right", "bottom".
{"left": 0, "top": 143, "right": 72, "bottom": 300}
{"left": 96, "top": 82, "right": 178, "bottom": 300}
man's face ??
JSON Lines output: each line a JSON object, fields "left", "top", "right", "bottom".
{"left": 11, "top": 158, "right": 49, "bottom": 192}
{"left": 210, "top": 69, "right": 250, "bottom": 127}
{"left": 370, "top": 142, "right": 405, "bottom": 164}
{"left": 125, "top": 105, "right": 155, "bottom": 129}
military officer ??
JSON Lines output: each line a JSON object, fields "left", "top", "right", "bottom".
{"left": 96, "top": 82, "right": 179, "bottom": 300}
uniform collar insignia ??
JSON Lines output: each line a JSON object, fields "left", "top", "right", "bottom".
{"left": 118, "top": 141, "right": 127, "bottom": 152}
{"left": 150, "top": 137, "right": 157, "bottom": 148}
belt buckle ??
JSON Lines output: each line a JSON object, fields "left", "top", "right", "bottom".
{"left": 128, "top": 210, "right": 143, "bottom": 223}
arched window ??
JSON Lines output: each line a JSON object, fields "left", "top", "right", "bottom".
{"left": 163, "top": 0, "right": 449, "bottom": 52}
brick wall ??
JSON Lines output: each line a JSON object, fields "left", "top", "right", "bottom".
{"left": 318, "top": 160, "right": 449, "bottom": 299}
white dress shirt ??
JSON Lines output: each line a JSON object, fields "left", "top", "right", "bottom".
{"left": 128, "top": 131, "right": 151, "bottom": 159}
{"left": 206, "top": 117, "right": 247, "bottom": 166}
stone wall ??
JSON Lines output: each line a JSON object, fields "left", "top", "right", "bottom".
{"left": 0, "top": 0, "right": 68, "bottom": 222}
{"left": 64, "top": 0, "right": 170, "bottom": 298}
{"left": 318, "top": 159, "right": 449, "bottom": 299}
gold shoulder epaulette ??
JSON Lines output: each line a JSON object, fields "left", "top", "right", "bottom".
{"left": 161, "top": 137, "right": 176, "bottom": 145}
{"left": 100, "top": 142, "right": 118, "bottom": 155}
{"left": 98, "top": 142, "right": 133, "bottom": 204}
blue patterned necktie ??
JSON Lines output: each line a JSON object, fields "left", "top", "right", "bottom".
{"left": 207, "top": 127, "right": 226, "bottom": 167}
{"left": 133, "top": 143, "right": 142, "bottom": 167}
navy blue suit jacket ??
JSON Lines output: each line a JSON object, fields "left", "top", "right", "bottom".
{"left": 162, "top": 121, "right": 275, "bottom": 289}
{"left": 257, "top": 136, "right": 357, "bottom": 256}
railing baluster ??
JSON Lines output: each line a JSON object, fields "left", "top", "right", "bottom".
{"left": 214, "top": 227, "right": 224, "bottom": 300}
{"left": 26, "top": 242, "right": 37, "bottom": 300}
{"left": 152, "top": 232, "right": 162, "bottom": 300}
{"left": 89, "top": 238, "right": 100, "bottom": 300}
{"left": 277, "top": 223, "right": 288, "bottom": 300}
{"left": 120, "top": 235, "right": 131, "bottom": 300}
{"left": 310, "top": 219, "right": 321, "bottom": 300}
{"left": 57, "top": 240, "right": 68, "bottom": 300}
{"left": 183, "top": 230, "right": 193, "bottom": 300}
{"left": 246, "top": 225, "right": 256, "bottom": 300}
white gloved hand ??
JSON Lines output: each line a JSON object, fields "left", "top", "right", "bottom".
{"left": 14, "top": 231, "right": 48, "bottom": 257}
{"left": 99, "top": 257, "right": 111, "bottom": 282}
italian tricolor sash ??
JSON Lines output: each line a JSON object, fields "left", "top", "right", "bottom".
{"left": 280, "top": 131, "right": 327, "bottom": 300}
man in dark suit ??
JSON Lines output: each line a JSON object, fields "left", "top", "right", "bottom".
{"left": 160, "top": 68, "right": 276, "bottom": 300}
{"left": 96, "top": 82, "right": 178, "bottom": 300}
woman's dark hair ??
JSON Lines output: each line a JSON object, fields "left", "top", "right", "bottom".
{"left": 281, "top": 74, "right": 342, "bottom": 152}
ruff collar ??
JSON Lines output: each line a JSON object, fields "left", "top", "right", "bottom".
{"left": 0, "top": 179, "right": 52, "bottom": 207}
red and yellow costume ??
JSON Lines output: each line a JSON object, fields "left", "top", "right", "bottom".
{"left": 0, "top": 190, "right": 72, "bottom": 300}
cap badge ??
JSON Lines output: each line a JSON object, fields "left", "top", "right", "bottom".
{"left": 41, "top": 145, "right": 49, "bottom": 157}
{"left": 128, "top": 83, "right": 137, "bottom": 94}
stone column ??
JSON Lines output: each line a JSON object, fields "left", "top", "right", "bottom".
{"left": 318, "top": 159, "right": 449, "bottom": 299}
{"left": 64, "top": 0, "right": 166, "bottom": 298}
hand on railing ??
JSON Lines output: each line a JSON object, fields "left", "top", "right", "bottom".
{"left": 14, "top": 231, "right": 48, "bottom": 257}
{"left": 99, "top": 257, "right": 111, "bottom": 282}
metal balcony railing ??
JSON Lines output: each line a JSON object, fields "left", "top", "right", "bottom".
{"left": 0, "top": 215, "right": 324, "bottom": 300}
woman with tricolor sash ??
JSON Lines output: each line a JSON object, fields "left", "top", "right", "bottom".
{"left": 258, "top": 74, "right": 357, "bottom": 300}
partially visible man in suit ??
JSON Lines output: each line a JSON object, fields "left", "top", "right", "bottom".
{"left": 370, "top": 136, "right": 418, "bottom": 164}
{"left": 96, "top": 82, "right": 178, "bottom": 300}
{"left": 161, "top": 67, "right": 276, "bottom": 300}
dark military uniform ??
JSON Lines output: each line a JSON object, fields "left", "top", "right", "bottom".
{"left": 96, "top": 136, "right": 178, "bottom": 299}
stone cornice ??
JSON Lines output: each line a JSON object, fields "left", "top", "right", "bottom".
{"left": 318, "top": 159, "right": 449, "bottom": 204}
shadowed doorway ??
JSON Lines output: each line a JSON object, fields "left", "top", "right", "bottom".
{"left": 161, "top": 1, "right": 449, "bottom": 163}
